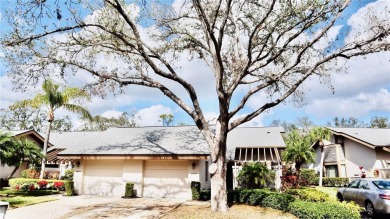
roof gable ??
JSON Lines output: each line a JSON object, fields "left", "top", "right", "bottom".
{"left": 329, "top": 127, "right": 390, "bottom": 147}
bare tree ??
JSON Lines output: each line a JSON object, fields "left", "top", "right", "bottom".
{"left": 2, "top": 0, "right": 389, "bottom": 212}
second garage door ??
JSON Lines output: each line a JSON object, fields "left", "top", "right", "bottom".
{"left": 143, "top": 160, "right": 190, "bottom": 199}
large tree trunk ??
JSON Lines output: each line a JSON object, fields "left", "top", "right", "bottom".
{"left": 209, "top": 122, "right": 229, "bottom": 212}
{"left": 39, "top": 120, "right": 52, "bottom": 179}
{"left": 7, "top": 165, "right": 20, "bottom": 180}
{"left": 318, "top": 145, "right": 325, "bottom": 187}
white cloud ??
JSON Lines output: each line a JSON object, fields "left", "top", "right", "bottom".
{"left": 346, "top": 0, "right": 390, "bottom": 44}
{"left": 306, "top": 89, "right": 390, "bottom": 117}
{"left": 135, "top": 105, "right": 173, "bottom": 126}
{"left": 101, "top": 110, "right": 123, "bottom": 118}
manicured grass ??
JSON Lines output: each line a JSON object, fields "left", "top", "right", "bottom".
{"left": 0, "top": 196, "right": 58, "bottom": 209}
{"left": 314, "top": 186, "right": 339, "bottom": 200}
{"left": 0, "top": 188, "right": 60, "bottom": 209}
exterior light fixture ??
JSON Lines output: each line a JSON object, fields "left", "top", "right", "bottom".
{"left": 76, "top": 161, "right": 81, "bottom": 167}
{"left": 192, "top": 162, "right": 196, "bottom": 169}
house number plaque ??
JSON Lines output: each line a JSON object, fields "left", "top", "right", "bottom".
{"left": 209, "top": 163, "right": 217, "bottom": 174}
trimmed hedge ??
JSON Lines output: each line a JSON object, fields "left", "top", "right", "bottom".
{"left": 226, "top": 188, "right": 361, "bottom": 218}
{"left": 9, "top": 178, "right": 66, "bottom": 190}
{"left": 289, "top": 200, "right": 361, "bottom": 219}
{"left": 262, "top": 193, "right": 295, "bottom": 211}
{"left": 286, "top": 188, "right": 330, "bottom": 202}
{"left": 310, "top": 177, "right": 349, "bottom": 187}
{"left": 300, "top": 169, "right": 316, "bottom": 186}
{"left": 64, "top": 181, "right": 74, "bottom": 196}
{"left": 124, "top": 182, "right": 135, "bottom": 198}
{"left": 200, "top": 190, "right": 211, "bottom": 201}
{"left": 191, "top": 181, "right": 201, "bottom": 200}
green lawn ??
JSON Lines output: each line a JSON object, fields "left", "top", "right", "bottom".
{"left": 0, "top": 188, "right": 60, "bottom": 209}
{"left": 314, "top": 186, "right": 339, "bottom": 200}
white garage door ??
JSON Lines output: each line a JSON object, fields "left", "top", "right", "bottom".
{"left": 83, "top": 160, "right": 124, "bottom": 196}
{"left": 143, "top": 160, "right": 190, "bottom": 199}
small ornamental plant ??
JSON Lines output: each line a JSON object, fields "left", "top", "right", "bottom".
{"left": 15, "top": 185, "right": 20, "bottom": 190}
{"left": 29, "top": 184, "right": 35, "bottom": 191}
{"left": 53, "top": 181, "right": 65, "bottom": 190}
{"left": 38, "top": 180, "right": 48, "bottom": 189}
{"left": 374, "top": 169, "right": 380, "bottom": 178}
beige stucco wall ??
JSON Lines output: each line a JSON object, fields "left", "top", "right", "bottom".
{"left": 374, "top": 148, "right": 390, "bottom": 169}
{"left": 344, "top": 138, "right": 376, "bottom": 177}
{"left": 123, "top": 160, "right": 143, "bottom": 196}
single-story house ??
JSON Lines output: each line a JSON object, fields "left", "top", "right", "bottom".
{"left": 0, "top": 130, "right": 51, "bottom": 179}
{"left": 49, "top": 126, "right": 286, "bottom": 199}
{"left": 310, "top": 127, "right": 390, "bottom": 178}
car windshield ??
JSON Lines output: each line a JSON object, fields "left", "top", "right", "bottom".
{"left": 372, "top": 181, "right": 390, "bottom": 190}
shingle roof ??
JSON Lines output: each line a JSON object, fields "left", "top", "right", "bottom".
{"left": 49, "top": 126, "right": 286, "bottom": 156}
{"left": 329, "top": 127, "right": 390, "bottom": 147}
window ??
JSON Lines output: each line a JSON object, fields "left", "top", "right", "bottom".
{"left": 325, "top": 165, "right": 338, "bottom": 177}
{"left": 359, "top": 180, "right": 369, "bottom": 190}
{"left": 205, "top": 161, "right": 209, "bottom": 182}
{"left": 348, "top": 180, "right": 360, "bottom": 188}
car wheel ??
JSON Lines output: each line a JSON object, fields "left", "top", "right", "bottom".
{"left": 336, "top": 193, "right": 343, "bottom": 202}
{"left": 365, "top": 201, "right": 375, "bottom": 217}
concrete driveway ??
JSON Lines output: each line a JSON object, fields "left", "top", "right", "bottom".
{"left": 6, "top": 195, "right": 186, "bottom": 219}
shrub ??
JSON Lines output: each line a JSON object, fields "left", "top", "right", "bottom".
{"left": 310, "top": 177, "right": 349, "bottom": 187}
{"left": 286, "top": 188, "right": 330, "bottom": 202}
{"left": 21, "top": 169, "right": 40, "bottom": 179}
{"left": 45, "top": 171, "right": 60, "bottom": 180}
{"left": 37, "top": 180, "right": 48, "bottom": 189}
{"left": 300, "top": 169, "right": 316, "bottom": 186}
{"left": 261, "top": 192, "right": 295, "bottom": 211}
{"left": 9, "top": 178, "right": 67, "bottom": 190}
{"left": 124, "top": 182, "right": 135, "bottom": 198}
{"left": 289, "top": 200, "right": 361, "bottom": 219}
{"left": 64, "top": 169, "right": 75, "bottom": 181}
{"left": 227, "top": 189, "right": 240, "bottom": 203}
{"left": 64, "top": 181, "right": 74, "bottom": 196}
{"left": 190, "top": 181, "right": 201, "bottom": 200}
{"left": 200, "top": 190, "right": 211, "bottom": 201}
{"left": 248, "top": 189, "right": 270, "bottom": 206}
{"left": 54, "top": 181, "right": 65, "bottom": 190}
{"left": 238, "top": 189, "right": 256, "bottom": 204}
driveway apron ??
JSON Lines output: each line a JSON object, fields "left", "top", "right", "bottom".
{"left": 5, "top": 196, "right": 185, "bottom": 219}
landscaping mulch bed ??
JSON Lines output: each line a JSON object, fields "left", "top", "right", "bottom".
{"left": 161, "top": 201, "right": 298, "bottom": 219}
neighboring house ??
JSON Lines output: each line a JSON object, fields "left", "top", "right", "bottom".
{"left": 0, "top": 130, "right": 50, "bottom": 179}
{"left": 49, "top": 126, "right": 286, "bottom": 199}
{"left": 310, "top": 127, "right": 390, "bottom": 179}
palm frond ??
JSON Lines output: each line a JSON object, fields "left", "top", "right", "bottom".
{"left": 62, "top": 87, "right": 91, "bottom": 102}
{"left": 62, "top": 104, "right": 92, "bottom": 120}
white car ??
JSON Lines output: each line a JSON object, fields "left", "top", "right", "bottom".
{"left": 337, "top": 178, "right": 390, "bottom": 217}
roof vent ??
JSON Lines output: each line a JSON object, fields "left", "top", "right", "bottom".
{"left": 267, "top": 131, "right": 271, "bottom": 133}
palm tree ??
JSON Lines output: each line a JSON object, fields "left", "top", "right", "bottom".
{"left": 308, "top": 127, "right": 331, "bottom": 187}
{"left": 1, "top": 138, "right": 45, "bottom": 179}
{"left": 282, "top": 129, "right": 316, "bottom": 186}
{"left": 13, "top": 79, "right": 92, "bottom": 179}
{"left": 237, "top": 162, "right": 274, "bottom": 189}
{"left": 0, "top": 131, "right": 13, "bottom": 163}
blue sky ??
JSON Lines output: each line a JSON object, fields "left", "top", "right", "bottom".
{"left": 0, "top": 0, "right": 389, "bottom": 128}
